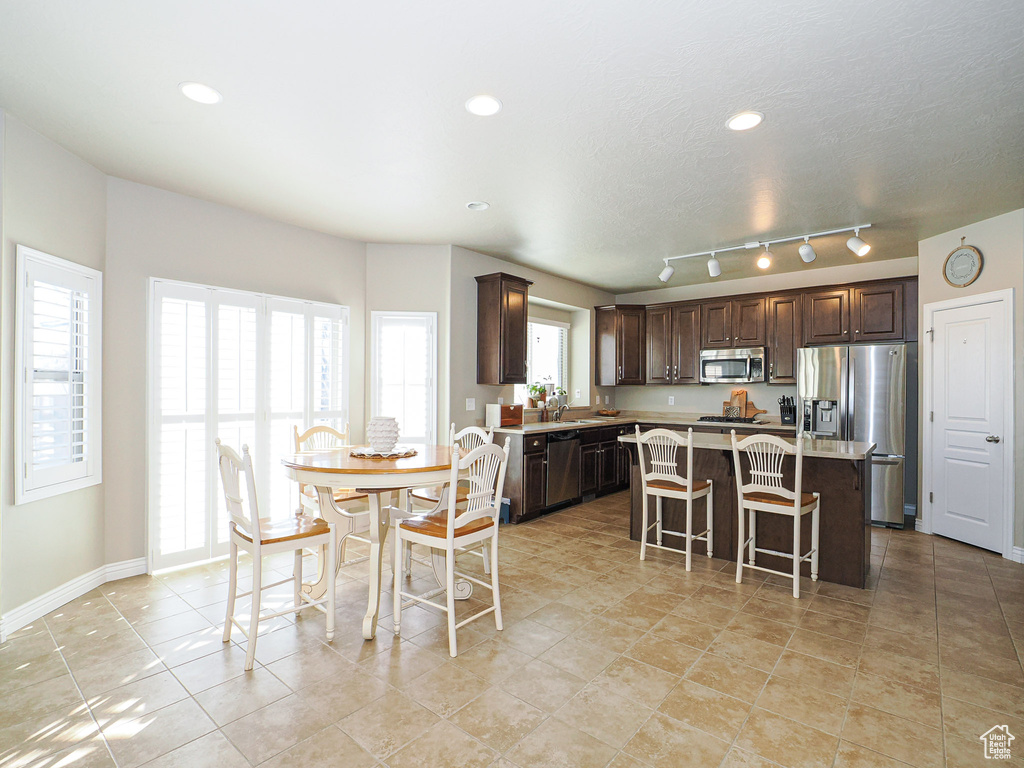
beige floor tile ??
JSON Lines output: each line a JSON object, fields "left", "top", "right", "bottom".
{"left": 808, "top": 594, "right": 871, "bottom": 623}
{"left": 862, "top": 624, "right": 939, "bottom": 664}
{"left": 740, "top": 594, "right": 808, "bottom": 626}
{"left": 773, "top": 649, "right": 856, "bottom": 698}
{"left": 685, "top": 652, "right": 770, "bottom": 703}
{"left": 449, "top": 689, "right": 546, "bottom": 752}
{"left": 857, "top": 649, "right": 940, "bottom": 693}
{"left": 507, "top": 717, "right": 618, "bottom": 768}
{"left": 140, "top": 730, "right": 250, "bottom": 768}
{"left": 940, "top": 668, "right": 1024, "bottom": 719}
{"left": 291, "top": 664, "right": 389, "bottom": 724}
{"left": 402, "top": 661, "right": 490, "bottom": 717}
{"left": 494, "top": 617, "right": 567, "bottom": 656}
{"left": 648, "top": 612, "right": 721, "bottom": 650}
{"left": 500, "top": 659, "right": 586, "bottom": 712}
{"left": 832, "top": 740, "right": 915, "bottom": 767}
{"left": 658, "top": 679, "right": 752, "bottom": 741}
{"left": 102, "top": 697, "right": 216, "bottom": 768}
{"left": 0, "top": 673, "right": 86, "bottom": 731}
{"left": 706, "top": 630, "right": 784, "bottom": 672}
{"left": 593, "top": 656, "right": 680, "bottom": 708}
{"left": 88, "top": 670, "right": 188, "bottom": 727}
{"left": 945, "top": 732, "right": 1024, "bottom": 768}
{"left": 625, "top": 633, "right": 703, "bottom": 676}
{"left": 798, "top": 609, "right": 868, "bottom": 643}
{"left": 788, "top": 628, "right": 862, "bottom": 668}
{"left": 623, "top": 711, "right": 730, "bottom": 767}
{"left": 526, "top": 601, "right": 593, "bottom": 633}
{"left": 734, "top": 707, "right": 839, "bottom": 768}
{"left": 0, "top": 702, "right": 99, "bottom": 766}
{"left": 220, "top": 692, "right": 337, "bottom": 764}
{"left": 265, "top": 642, "right": 354, "bottom": 690}
{"left": 554, "top": 682, "right": 652, "bottom": 749}
{"left": 254, "top": 724, "right": 376, "bottom": 768}
{"left": 755, "top": 675, "right": 848, "bottom": 736}
{"left": 672, "top": 597, "right": 738, "bottom": 628}
{"left": 193, "top": 666, "right": 292, "bottom": 726}
{"left": 572, "top": 616, "right": 647, "bottom": 653}
{"left": 607, "top": 752, "right": 652, "bottom": 768}
{"left": 720, "top": 746, "right": 786, "bottom": 767}
{"left": 538, "top": 635, "right": 620, "bottom": 680}
{"left": 387, "top": 720, "right": 496, "bottom": 768}
{"left": 450, "top": 637, "right": 532, "bottom": 683}
{"left": 840, "top": 703, "right": 943, "bottom": 768}
{"left": 726, "top": 612, "right": 796, "bottom": 647}
{"left": 851, "top": 671, "right": 942, "bottom": 729}
{"left": 940, "top": 695, "right": 1024, "bottom": 745}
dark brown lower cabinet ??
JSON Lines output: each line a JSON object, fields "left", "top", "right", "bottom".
{"left": 580, "top": 443, "right": 599, "bottom": 495}
{"left": 598, "top": 441, "right": 618, "bottom": 493}
{"left": 522, "top": 452, "right": 547, "bottom": 518}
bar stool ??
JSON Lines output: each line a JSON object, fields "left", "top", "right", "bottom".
{"left": 730, "top": 430, "right": 820, "bottom": 598}
{"left": 635, "top": 427, "right": 713, "bottom": 570}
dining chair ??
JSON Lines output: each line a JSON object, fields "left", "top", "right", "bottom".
{"left": 393, "top": 438, "right": 510, "bottom": 657}
{"left": 730, "top": 430, "right": 820, "bottom": 598}
{"left": 216, "top": 440, "right": 337, "bottom": 671}
{"left": 293, "top": 424, "right": 370, "bottom": 570}
{"left": 635, "top": 426, "right": 713, "bottom": 570}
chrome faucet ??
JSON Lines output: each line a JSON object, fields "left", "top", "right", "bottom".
{"left": 555, "top": 403, "right": 570, "bottom": 422}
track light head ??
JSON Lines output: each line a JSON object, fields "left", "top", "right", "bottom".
{"left": 707, "top": 254, "right": 721, "bottom": 277}
{"left": 799, "top": 239, "right": 817, "bottom": 263}
{"left": 756, "top": 245, "right": 772, "bottom": 270}
{"left": 847, "top": 230, "right": 870, "bottom": 257}
{"left": 658, "top": 264, "right": 675, "bottom": 283}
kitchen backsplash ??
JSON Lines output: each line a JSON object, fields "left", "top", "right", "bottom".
{"left": 612, "top": 381, "right": 797, "bottom": 420}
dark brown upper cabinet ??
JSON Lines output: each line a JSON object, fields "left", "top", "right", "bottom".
{"left": 851, "top": 281, "right": 904, "bottom": 342}
{"left": 702, "top": 297, "right": 764, "bottom": 349}
{"left": 802, "top": 288, "right": 851, "bottom": 346}
{"left": 766, "top": 294, "right": 801, "bottom": 384}
{"left": 646, "top": 303, "right": 701, "bottom": 384}
{"left": 476, "top": 272, "right": 533, "bottom": 385}
{"left": 595, "top": 305, "right": 646, "bottom": 385}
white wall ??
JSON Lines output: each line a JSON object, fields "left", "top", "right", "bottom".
{"left": 104, "top": 179, "right": 367, "bottom": 565}
{"left": 918, "top": 209, "right": 1024, "bottom": 549}
{"left": 365, "top": 243, "right": 451, "bottom": 442}
{"left": 449, "top": 246, "right": 616, "bottom": 426}
{"left": 1, "top": 115, "right": 108, "bottom": 612}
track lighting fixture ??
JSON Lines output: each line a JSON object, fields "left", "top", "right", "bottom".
{"left": 707, "top": 254, "right": 721, "bottom": 277}
{"left": 799, "top": 238, "right": 817, "bottom": 263}
{"left": 847, "top": 229, "right": 871, "bottom": 256}
{"left": 655, "top": 224, "right": 870, "bottom": 281}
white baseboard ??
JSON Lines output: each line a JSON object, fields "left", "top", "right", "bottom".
{"left": 914, "top": 518, "right": 930, "bottom": 533}
{"left": 0, "top": 557, "right": 147, "bottom": 642}
{"left": 1011, "top": 547, "right": 1024, "bottom": 565}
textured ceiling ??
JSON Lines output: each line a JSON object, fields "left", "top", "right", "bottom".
{"left": 1, "top": 1, "right": 1022, "bottom": 291}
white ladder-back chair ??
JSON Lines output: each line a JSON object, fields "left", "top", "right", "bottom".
{"left": 216, "top": 440, "right": 337, "bottom": 671}
{"left": 635, "top": 427, "right": 713, "bottom": 570}
{"left": 394, "top": 438, "right": 510, "bottom": 657}
{"left": 294, "top": 424, "right": 371, "bottom": 570}
{"left": 730, "top": 431, "right": 820, "bottom": 598}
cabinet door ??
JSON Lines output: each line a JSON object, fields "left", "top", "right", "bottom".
{"left": 732, "top": 297, "right": 766, "bottom": 347}
{"left": 803, "top": 288, "right": 851, "bottom": 345}
{"left": 598, "top": 442, "right": 619, "bottom": 493}
{"left": 580, "top": 443, "right": 599, "bottom": 495}
{"left": 766, "top": 294, "right": 801, "bottom": 384}
{"left": 594, "top": 306, "right": 618, "bottom": 387}
{"left": 616, "top": 441, "right": 631, "bottom": 489}
{"left": 500, "top": 279, "right": 529, "bottom": 383}
{"left": 702, "top": 301, "right": 732, "bottom": 348}
{"left": 852, "top": 282, "right": 904, "bottom": 342}
{"left": 646, "top": 306, "right": 672, "bottom": 384}
{"left": 616, "top": 307, "right": 646, "bottom": 384}
{"left": 523, "top": 452, "right": 547, "bottom": 517}
{"left": 671, "top": 304, "right": 701, "bottom": 384}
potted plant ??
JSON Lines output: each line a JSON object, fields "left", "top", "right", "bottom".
{"left": 526, "top": 383, "right": 547, "bottom": 408}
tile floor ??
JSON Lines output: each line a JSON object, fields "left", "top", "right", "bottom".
{"left": 2, "top": 491, "right": 1023, "bottom": 767}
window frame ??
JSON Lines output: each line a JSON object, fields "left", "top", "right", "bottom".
{"left": 369, "top": 311, "right": 437, "bottom": 447}
{"left": 15, "top": 245, "right": 103, "bottom": 504}
{"left": 515, "top": 317, "right": 570, "bottom": 405}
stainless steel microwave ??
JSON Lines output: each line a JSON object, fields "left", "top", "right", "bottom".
{"left": 699, "top": 347, "right": 766, "bottom": 384}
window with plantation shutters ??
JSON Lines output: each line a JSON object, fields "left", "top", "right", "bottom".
{"left": 149, "top": 279, "right": 348, "bottom": 571}
{"left": 513, "top": 319, "right": 569, "bottom": 405}
{"left": 370, "top": 312, "right": 436, "bottom": 448}
{"left": 15, "top": 246, "right": 103, "bottom": 504}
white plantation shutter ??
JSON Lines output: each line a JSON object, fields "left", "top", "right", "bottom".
{"left": 370, "top": 312, "right": 436, "bottom": 448}
{"left": 16, "top": 246, "right": 102, "bottom": 503}
{"left": 515, "top": 319, "right": 569, "bottom": 405}
{"left": 150, "top": 280, "right": 348, "bottom": 570}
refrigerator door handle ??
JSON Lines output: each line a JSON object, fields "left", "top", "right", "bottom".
{"left": 872, "top": 456, "right": 904, "bottom": 466}
{"left": 847, "top": 355, "right": 855, "bottom": 441}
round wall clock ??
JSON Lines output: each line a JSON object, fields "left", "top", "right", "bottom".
{"left": 943, "top": 238, "right": 983, "bottom": 287}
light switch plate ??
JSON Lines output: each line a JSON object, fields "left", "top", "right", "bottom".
{"left": 466, "top": 398, "right": 475, "bottom": 411}
{"left": 604, "top": 395, "right": 610, "bottom": 404}
{"left": 668, "top": 396, "right": 675, "bottom": 405}
{"left": 497, "top": 397, "right": 504, "bottom": 405}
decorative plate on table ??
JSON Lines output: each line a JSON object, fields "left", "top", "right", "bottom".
{"left": 350, "top": 447, "right": 418, "bottom": 459}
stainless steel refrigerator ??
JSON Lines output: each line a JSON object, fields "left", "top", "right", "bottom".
{"left": 797, "top": 343, "right": 915, "bottom": 526}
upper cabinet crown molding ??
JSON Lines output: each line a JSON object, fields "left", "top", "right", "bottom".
{"left": 476, "top": 272, "right": 533, "bottom": 385}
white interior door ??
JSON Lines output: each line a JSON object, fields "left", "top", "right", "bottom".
{"left": 929, "top": 295, "right": 1009, "bottom": 552}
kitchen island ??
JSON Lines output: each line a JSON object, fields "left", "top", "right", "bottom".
{"left": 618, "top": 432, "right": 875, "bottom": 589}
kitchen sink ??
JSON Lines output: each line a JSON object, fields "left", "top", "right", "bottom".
{"left": 550, "top": 419, "right": 604, "bottom": 425}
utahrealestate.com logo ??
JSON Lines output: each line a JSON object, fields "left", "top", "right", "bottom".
{"left": 980, "top": 725, "right": 1015, "bottom": 760}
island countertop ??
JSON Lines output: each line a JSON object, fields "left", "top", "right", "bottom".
{"left": 618, "top": 432, "right": 875, "bottom": 460}
{"left": 493, "top": 412, "right": 797, "bottom": 436}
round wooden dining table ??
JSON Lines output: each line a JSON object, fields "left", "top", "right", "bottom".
{"left": 282, "top": 445, "right": 455, "bottom": 640}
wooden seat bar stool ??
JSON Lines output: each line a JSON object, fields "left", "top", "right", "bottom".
{"left": 393, "top": 438, "right": 510, "bottom": 657}
{"left": 216, "top": 440, "right": 337, "bottom": 671}
{"left": 635, "top": 427, "right": 713, "bottom": 570}
{"left": 730, "top": 430, "right": 820, "bottom": 598}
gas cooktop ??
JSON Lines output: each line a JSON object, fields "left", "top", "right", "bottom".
{"left": 697, "top": 416, "right": 758, "bottom": 423}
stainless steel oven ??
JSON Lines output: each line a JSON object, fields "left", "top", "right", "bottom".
{"left": 699, "top": 347, "right": 766, "bottom": 384}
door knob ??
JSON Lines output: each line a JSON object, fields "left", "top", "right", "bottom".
{"left": 985, "top": 435, "right": 1001, "bottom": 443}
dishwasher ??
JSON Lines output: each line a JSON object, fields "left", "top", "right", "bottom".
{"left": 546, "top": 430, "right": 581, "bottom": 507}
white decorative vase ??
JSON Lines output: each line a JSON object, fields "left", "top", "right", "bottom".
{"left": 367, "top": 416, "right": 400, "bottom": 453}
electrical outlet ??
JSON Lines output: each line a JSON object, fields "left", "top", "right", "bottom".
{"left": 497, "top": 397, "right": 504, "bottom": 405}
{"left": 668, "top": 396, "right": 675, "bottom": 406}
{"left": 575, "top": 389, "right": 581, "bottom": 399}
{"left": 466, "top": 398, "right": 475, "bottom": 411}
{"left": 604, "top": 395, "right": 610, "bottom": 404}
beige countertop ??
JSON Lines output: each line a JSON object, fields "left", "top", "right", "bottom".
{"left": 617, "top": 431, "right": 875, "bottom": 460}
{"left": 493, "top": 411, "right": 797, "bottom": 436}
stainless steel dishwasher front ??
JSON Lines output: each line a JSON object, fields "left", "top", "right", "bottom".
{"left": 545, "top": 430, "right": 581, "bottom": 507}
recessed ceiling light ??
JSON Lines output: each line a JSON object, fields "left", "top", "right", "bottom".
{"left": 465, "top": 95, "right": 502, "bottom": 117}
{"left": 466, "top": 201, "right": 490, "bottom": 211}
{"left": 179, "top": 82, "right": 222, "bottom": 105}
{"left": 726, "top": 111, "right": 764, "bottom": 131}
